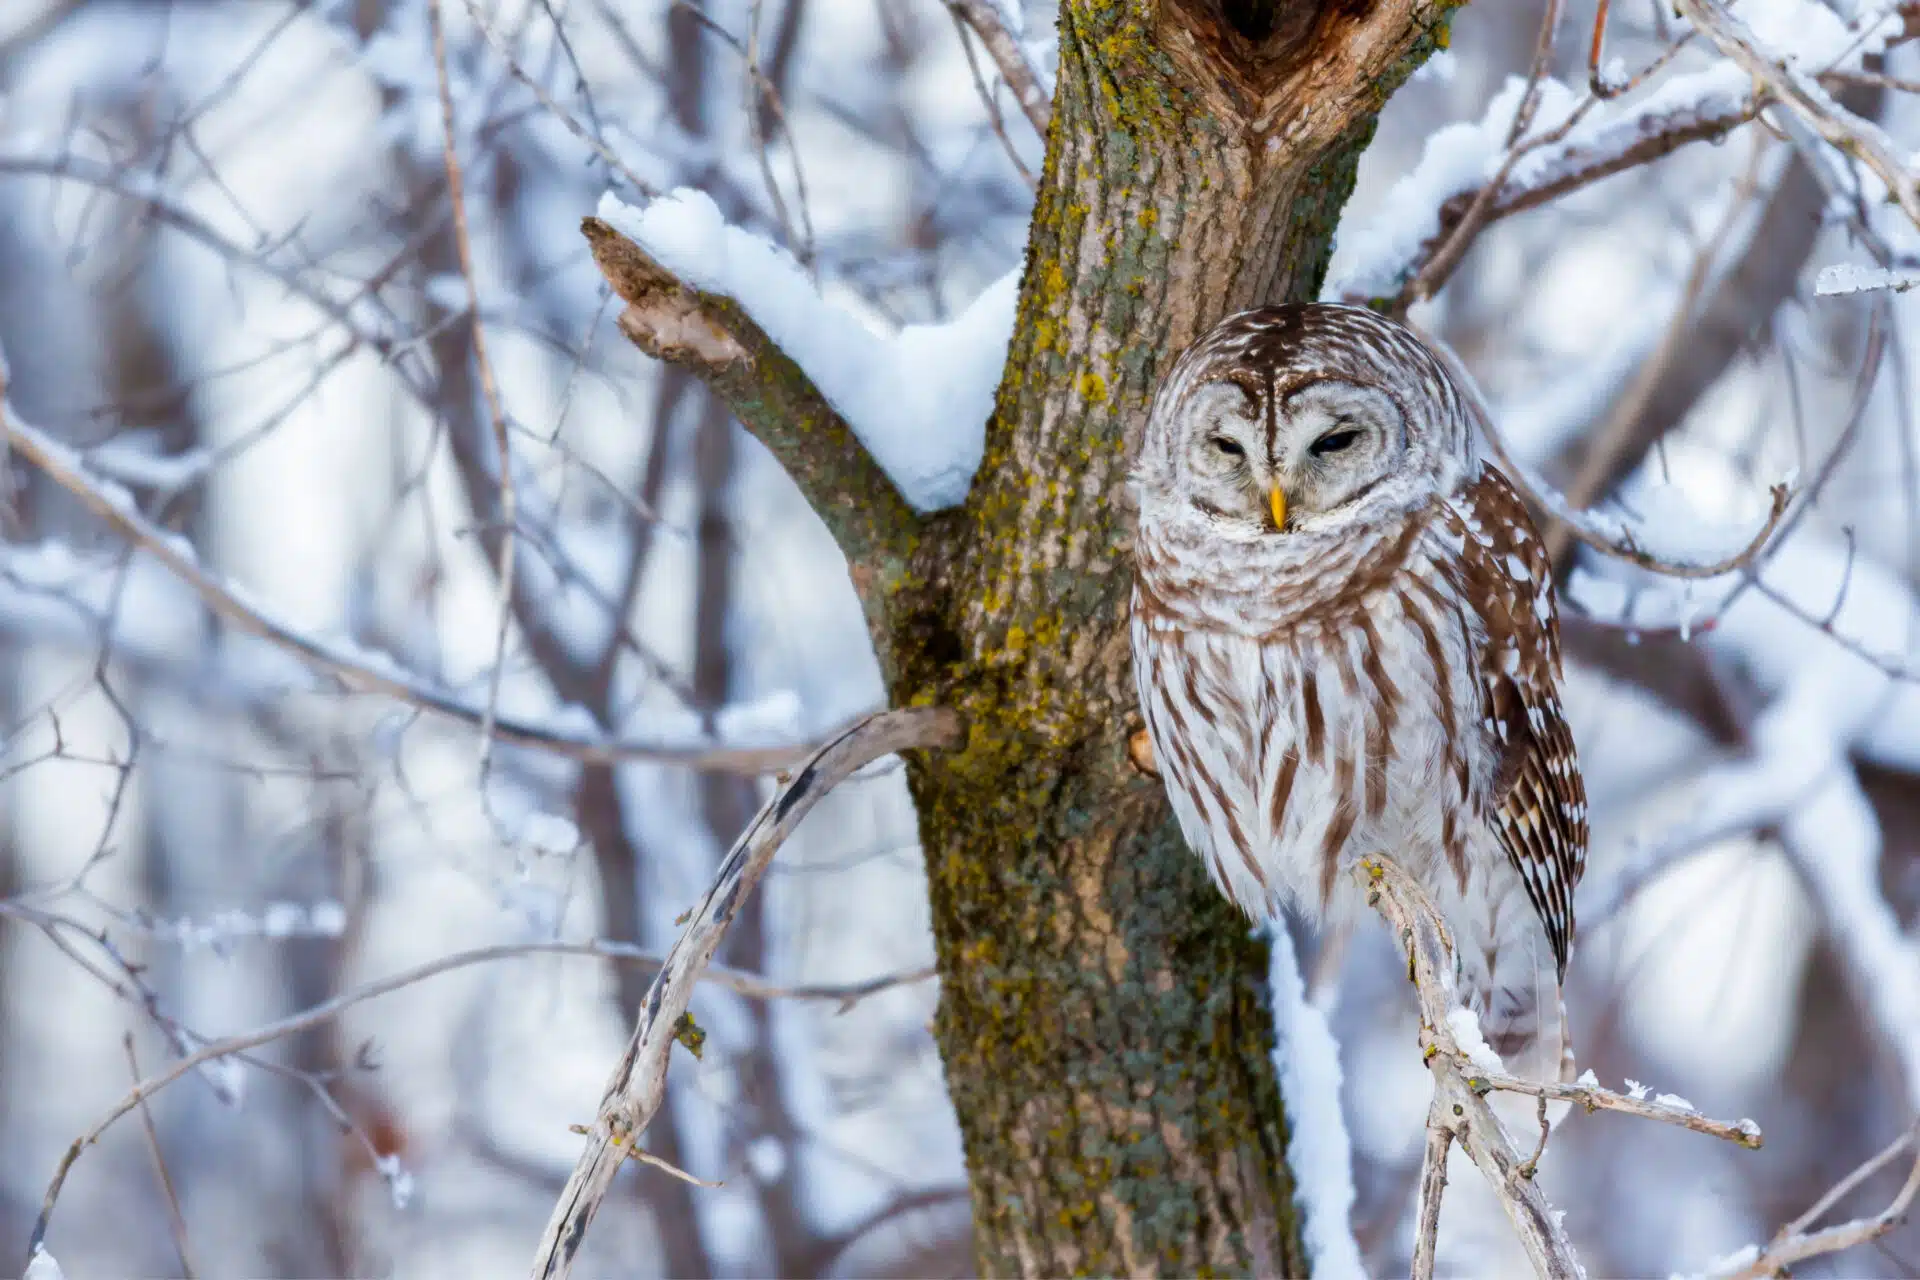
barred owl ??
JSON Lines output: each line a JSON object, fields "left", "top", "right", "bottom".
{"left": 1129, "top": 303, "right": 1587, "bottom": 1086}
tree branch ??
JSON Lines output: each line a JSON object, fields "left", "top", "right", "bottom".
{"left": 580, "top": 216, "right": 923, "bottom": 659}
{"left": 944, "top": 0, "right": 1051, "bottom": 138}
{"left": 0, "top": 382, "right": 812, "bottom": 774}
{"left": 1674, "top": 0, "right": 1920, "bottom": 232}
{"left": 530, "top": 706, "right": 964, "bottom": 1280}
{"left": 1352, "top": 857, "right": 1582, "bottom": 1279}
{"left": 1721, "top": 1123, "right": 1920, "bottom": 1278}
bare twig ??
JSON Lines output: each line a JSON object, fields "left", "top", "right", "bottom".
{"left": 427, "top": 0, "right": 520, "bottom": 768}
{"left": 529, "top": 706, "right": 964, "bottom": 1280}
{"left": 124, "top": 1034, "right": 197, "bottom": 1280}
{"left": 943, "top": 0, "right": 1051, "bottom": 138}
{"left": 24, "top": 931, "right": 938, "bottom": 1261}
{"left": 1352, "top": 857, "right": 1582, "bottom": 1278}
{"left": 1674, "top": 0, "right": 1920, "bottom": 231}
{"left": 0, "top": 391, "right": 809, "bottom": 773}
{"left": 1419, "top": 325, "right": 1793, "bottom": 580}
{"left": 949, "top": 8, "right": 1037, "bottom": 188}
{"left": 1721, "top": 1124, "right": 1920, "bottom": 1279}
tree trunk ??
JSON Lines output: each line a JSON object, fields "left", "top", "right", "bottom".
{"left": 889, "top": 3, "right": 1455, "bottom": 1272}
{"left": 577, "top": 2, "right": 1456, "bottom": 1272}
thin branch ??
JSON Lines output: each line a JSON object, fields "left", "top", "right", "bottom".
{"left": 1674, "top": 0, "right": 1920, "bottom": 231}
{"left": 1351, "top": 857, "right": 1581, "bottom": 1279}
{"left": 23, "top": 931, "right": 939, "bottom": 1261}
{"left": 124, "top": 1034, "right": 197, "bottom": 1280}
{"left": 427, "top": 0, "right": 520, "bottom": 768}
{"left": 529, "top": 706, "right": 965, "bottom": 1280}
{"left": 1421, "top": 326, "right": 1794, "bottom": 580}
{"left": 1411, "top": 1116, "right": 1451, "bottom": 1280}
{"left": 0, "top": 389, "right": 808, "bottom": 773}
{"left": 943, "top": 0, "right": 1051, "bottom": 138}
{"left": 1464, "top": 1071, "right": 1762, "bottom": 1149}
{"left": 949, "top": 8, "right": 1037, "bottom": 188}
{"left": 1722, "top": 1124, "right": 1920, "bottom": 1279}
{"left": 578, "top": 216, "right": 922, "bottom": 657}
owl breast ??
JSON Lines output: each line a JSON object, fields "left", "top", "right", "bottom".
{"left": 1131, "top": 531, "right": 1495, "bottom": 923}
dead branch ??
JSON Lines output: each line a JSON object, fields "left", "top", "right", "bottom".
{"left": 1674, "top": 0, "right": 1920, "bottom": 231}
{"left": 0, "top": 386, "right": 808, "bottom": 774}
{"left": 1464, "top": 1071, "right": 1761, "bottom": 1150}
{"left": 943, "top": 0, "right": 1051, "bottom": 138}
{"left": 579, "top": 216, "right": 922, "bottom": 660}
{"left": 1721, "top": 1123, "right": 1920, "bottom": 1279}
{"left": 530, "top": 706, "right": 964, "bottom": 1280}
{"left": 1351, "top": 857, "right": 1582, "bottom": 1279}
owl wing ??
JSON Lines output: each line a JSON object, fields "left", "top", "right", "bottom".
{"left": 1448, "top": 465, "right": 1589, "bottom": 982}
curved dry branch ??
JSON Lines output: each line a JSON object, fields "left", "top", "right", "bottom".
{"left": 580, "top": 216, "right": 922, "bottom": 658}
{"left": 530, "top": 706, "right": 964, "bottom": 1280}
{"left": 1353, "top": 857, "right": 1582, "bottom": 1279}
{"left": 0, "top": 389, "right": 810, "bottom": 774}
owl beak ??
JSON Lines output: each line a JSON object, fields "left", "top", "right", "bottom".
{"left": 1268, "top": 484, "right": 1289, "bottom": 532}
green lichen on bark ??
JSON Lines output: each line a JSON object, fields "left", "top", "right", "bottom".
{"left": 887, "top": 2, "right": 1462, "bottom": 1273}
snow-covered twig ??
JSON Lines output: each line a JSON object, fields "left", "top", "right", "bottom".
{"left": 1425, "top": 325, "right": 1794, "bottom": 580}
{"left": 530, "top": 706, "right": 964, "bottom": 1280}
{"left": 1351, "top": 857, "right": 1582, "bottom": 1280}
{"left": 0, "top": 385, "right": 813, "bottom": 774}
{"left": 1674, "top": 0, "right": 1920, "bottom": 231}
{"left": 1712, "top": 1123, "right": 1920, "bottom": 1279}
{"left": 944, "top": 0, "right": 1051, "bottom": 137}
{"left": 1466, "top": 1071, "right": 1762, "bottom": 1150}
{"left": 1815, "top": 261, "right": 1920, "bottom": 295}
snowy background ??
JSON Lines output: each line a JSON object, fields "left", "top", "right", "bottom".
{"left": 1, "top": 0, "right": 1918, "bottom": 1276}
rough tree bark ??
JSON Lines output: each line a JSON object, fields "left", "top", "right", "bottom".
{"left": 584, "top": 1, "right": 1457, "bottom": 1272}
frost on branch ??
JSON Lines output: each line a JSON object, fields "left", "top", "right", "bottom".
{"left": 597, "top": 189, "right": 1017, "bottom": 513}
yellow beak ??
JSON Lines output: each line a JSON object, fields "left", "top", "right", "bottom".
{"left": 1269, "top": 484, "right": 1288, "bottom": 531}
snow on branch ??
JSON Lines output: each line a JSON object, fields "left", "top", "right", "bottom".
{"left": 0, "top": 383, "right": 812, "bottom": 775}
{"left": 1707, "top": 1123, "right": 1920, "bottom": 1279}
{"left": 1331, "top": 0, "right": 1910, "bottom": 307}
{"left": 1351, "top": 857, "right": 1581, "bottom": 1279}
{"left": 591, "top": 190, "right": 1015, "bottom": 516}
{"left": 1355, "top": 856, "right": 1767, "bottom": 1278}
{"left": 1674, "top": 0, "right": 1920, "bottom": 232}
{"left": 1266, "top": 922, "right": 1366, "bottom": 1279}
{"left": 1815, "top": 261, "right": 1920, "bottom": 295}
{"left": 530, "top": 706, "right": 964, "bottom": 1280}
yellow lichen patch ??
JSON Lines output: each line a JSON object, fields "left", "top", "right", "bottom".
{"left": 1077, "top": 371, "right": 1108, "bottom": 403}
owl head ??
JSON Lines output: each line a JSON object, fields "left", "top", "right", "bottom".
{"left": 1131, "top": 304, "right": 1480, "bottom": 542}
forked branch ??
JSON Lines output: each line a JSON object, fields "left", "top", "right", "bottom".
{"left": 1353, "top": 857, "right": 1581, "bottom": 1279}
{"left": 1356, "top": 856, "right": 1767, "bottom": 1276}
{"left": 530, "top": 706, "right": 964, "bottom": 1280}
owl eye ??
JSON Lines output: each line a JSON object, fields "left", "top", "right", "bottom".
{"left": 1209, "top": 436, "right": 1245, "bottom": 458}
{"left": 1310, "top": 427, "right": 1362, "bottom": 457}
